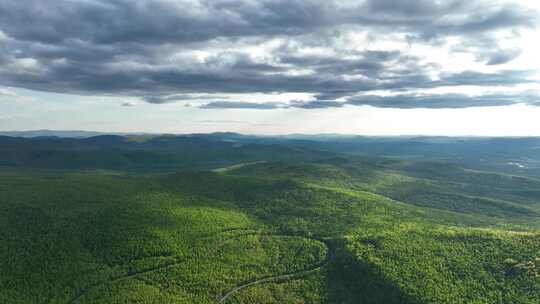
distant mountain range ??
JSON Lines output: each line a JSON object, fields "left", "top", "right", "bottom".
{"left": 2, "top": 129, "right": 539, "bottom": 140}
{"left": 0, "top": 130, "right": 115, "bottom": 138}
{"left": 1, "top": 131, "right": 540, "bottom": 177}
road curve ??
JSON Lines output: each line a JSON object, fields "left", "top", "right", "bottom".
{"left": 218, "top": 237, "right": 330, "bottom": 304}
{"left": 65, "top": 258, "right": 186, "bottom": 304}
{"left": 61, "top": 230, "right": 330, "bottom": 304}
{"left": 62, "top": 228, "right": 255, "bottom": 304}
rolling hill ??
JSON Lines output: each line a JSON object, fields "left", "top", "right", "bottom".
{"left": 0, "top": 134, "right": 539, "bottom": 303}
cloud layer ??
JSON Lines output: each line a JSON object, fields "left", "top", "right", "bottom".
{"left": 0, "top": 0, "right": 538, "bottom": 109}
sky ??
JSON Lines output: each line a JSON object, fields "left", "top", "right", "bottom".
{"left": 0, "top": 0, "right": 539, "bottom": 135}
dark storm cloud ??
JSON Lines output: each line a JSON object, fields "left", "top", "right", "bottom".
{"left": 0, "top": 1, "right": 535, "bottom": 44}
{"left": 0, "top": 0, "right": 538, "bottom": 109}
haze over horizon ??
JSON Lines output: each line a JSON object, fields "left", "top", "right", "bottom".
{"left": 1, "top": 0, "right": 540, "bottom": 135}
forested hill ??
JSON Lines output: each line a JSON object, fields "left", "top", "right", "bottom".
{"left": 0, "top": 134, "right": 329, "bottom": 171}
{"left": 2, "top": 133, "right": 540, "bottom": 176}
{"left": 1, "top": 133, "right": 539, "bottom": 303}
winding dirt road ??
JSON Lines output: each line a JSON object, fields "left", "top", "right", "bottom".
{"left": 217, "top": 239, "right": 330, "bottom": 303}
{"left": 65, "top": 258, "right": 186, "bottom": 304}
{"left": 61, "top": 228, "right": 251, "bottom": 304}
{"left": 62, "top": 230, "right": 330, "bottom": 304}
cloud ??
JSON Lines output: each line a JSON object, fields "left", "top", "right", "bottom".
{"left": 200, "top": 101, "right": 285, "bottom": 110}
{"left": 198, "top": 100, "right": 345, "bottom": 110}
{"left": 345, "top": 94, "right": 525, "bottom": 109}
{"left": 0, "top": 87, "right": 17, "bottom": 97}
{"left": 290, "top": 100, "right": 345, "bottom": 109}
{"left": 143, "top": 94, "right": 229, "bottom": 104}
{"left": 1, "top": 1, "right": 535, "bottom": 45}
{"left": 0, "top": 0, "right": 538, "bottom": 109}
{"left": 313, "top": 92, "right": 351, "bottom": 101}
{"left": 199, "top": 93, "right": 539, "bottom": 110}
{"left": 485, "top": 49, "right": 522, "bottom": 65}
{"left": 437, "top": 70, "right": 535, "bottom": 87}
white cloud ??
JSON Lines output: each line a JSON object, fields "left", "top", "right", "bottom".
{"left": 0, "top": 87, "right": 17, "bottom": 97}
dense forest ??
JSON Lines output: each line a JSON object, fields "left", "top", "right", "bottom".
{"left": 1, "top": 134, "right": 539, "bottom": 303}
